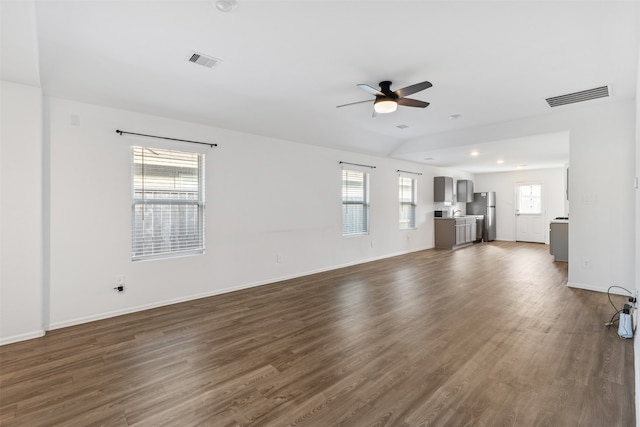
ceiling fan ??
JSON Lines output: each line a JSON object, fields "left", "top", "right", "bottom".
{"left": 336, "top": 80, "right": 432, "bottom": 115}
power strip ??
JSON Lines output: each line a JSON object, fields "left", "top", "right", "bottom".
{"left": 618, "top": 304, "right": 634, "bottom": 338}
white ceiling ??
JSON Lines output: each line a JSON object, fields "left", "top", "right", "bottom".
{"left": 3, "top": 0, "right": 639, "bottom": 173}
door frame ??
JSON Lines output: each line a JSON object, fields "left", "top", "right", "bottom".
{"left": 515, "top": 181, "right": 546, "bottom": 243}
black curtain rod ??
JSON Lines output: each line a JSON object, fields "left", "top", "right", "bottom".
{"left": 339, "top": 161, "right": 376, "bottom": 169}
{"left": 397, "top": 169, "right": 422, "bottom": 176}
{"left": 116, "top": 130, "right": 217, "bottom": 148}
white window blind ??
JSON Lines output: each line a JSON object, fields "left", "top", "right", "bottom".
{"left": 342, "top": 169, "right": 369, "bottom": 235}
{"left": 399, "top": 176, "right": 416, "bottom": 229}
{"left": 131, "top": 146, "right": 205, "bottom": 261}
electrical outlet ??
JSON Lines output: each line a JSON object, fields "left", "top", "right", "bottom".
{"left": 582, "top": 259, "right": 592, "bottom": 269}
{"left": 114, "top": 275, "right": 125, "bottom": 293}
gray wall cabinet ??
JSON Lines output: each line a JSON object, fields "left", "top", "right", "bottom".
{"left": 434, "top": 176, "right": 454, "bottom": 203}
{"left": 456, "top": 179, "right": 474, "bottom": 203}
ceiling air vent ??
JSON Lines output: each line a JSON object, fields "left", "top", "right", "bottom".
{"left": 545, "top": 85, "right": 610, "bottom": 108}
{"left": 188, "top": 52, "right": 221, "bottom": 68}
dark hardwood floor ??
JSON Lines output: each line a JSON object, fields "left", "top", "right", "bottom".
{"left": 0, "top": 241, "right": 635, "bottom": 426}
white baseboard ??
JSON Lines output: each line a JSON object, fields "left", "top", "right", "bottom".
{"left": 48, "top": 247, "right": 426, "bottom": 331}
{"left": 567, "top": 281, "right": 633, "bottom": 296}
{"left": 0, "top": 329, "right": 45, "bottom": 346}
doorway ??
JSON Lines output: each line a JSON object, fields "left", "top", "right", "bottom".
{"left": 515, "top": 183, "right": 545, "bottom": 243}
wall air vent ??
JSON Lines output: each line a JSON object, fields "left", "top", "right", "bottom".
{"left": 545, "top": 86, "right": 610, "bottom": 107}
{"left": 188, "top": 52, "right": 221, "bottom": 68}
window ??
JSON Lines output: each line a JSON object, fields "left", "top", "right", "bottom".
{"left": 131, "top": 146, "right": 205, "bottom": 261}
{"left": 399, "top": 176, "right": 416, "bottom": 229}
{"left": 342, "top": 169, "right": 369, "bottom": 235}
{"left": 517, "top": 183, "right": 542, "bottom": 214}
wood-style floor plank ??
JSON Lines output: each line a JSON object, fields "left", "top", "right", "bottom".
{"left": 0, "top": 241, "right": 634, "bottom": 426}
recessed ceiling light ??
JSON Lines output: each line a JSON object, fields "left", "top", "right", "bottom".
{"left": 214, "top": 0, "right": 238, "bottom": 12}
{"left": 497, "top": 159, "right": 505, "bottom": 164}
{"left": 470, "top": 151, "right": 479, "bottom": 156}
{"left": 449, "top": 114, "right": 462, "bottom": 120}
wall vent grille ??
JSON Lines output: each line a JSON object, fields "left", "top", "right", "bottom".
{"left": 545, "top": 86, "right": 610, "bottom": 107}
{"left": 188, "top": 52, "right": 221, "bottom": 68}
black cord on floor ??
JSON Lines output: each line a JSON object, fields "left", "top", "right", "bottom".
{"left": 607, "top": 285, "right": 633, "bottom": 314}
{"left": 606, "top": 285, "right": 635, "bottom": 338}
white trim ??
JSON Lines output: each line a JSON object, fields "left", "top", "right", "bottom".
{"left": 567, "top": 281, "right": 632, "bottom": 297}
{"left": 0, "top": 330, "right": 45, "bottom": 346}
{"left": 48, "top": 248, "right": 425, "bottom": 331}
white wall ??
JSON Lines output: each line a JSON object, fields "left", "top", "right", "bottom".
{"left": 0, "top": 81, "right": 44, "bottom": 344}
{"left": 474, "top": 168, "right": 566, "bottom": 243}
{"left": 397, "top": 99, "right": 636, "bottom": 294}
{"left": 3, "top": 94, "right": 635, "bottom": 344}
{"left": 568, "top": 101, "right": 636, "bottom": 293}
{"left": 45, "top": 97, "right": 470, "bottom": 329}
{"left": 634, "top": 45, "right": 640, "bottom": 427}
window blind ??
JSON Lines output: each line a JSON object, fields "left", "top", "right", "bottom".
{"left": 131, "top": 146, "right": 205, "bottom": 260}
{"left": 342, "top": 169, "right": 369, "bottom": 235}
{"left": 399, "top": 176, "right": 416, "bottom": 229}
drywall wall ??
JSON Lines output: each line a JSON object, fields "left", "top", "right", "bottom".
{"left": 45, "top": 97, "right": 473, "bottom": 329}
{"left": 5, "top": 93, "right": 634, "bottom": 339}
{"left": 634, "top": 45, "right": 640, "bottom": 427}
{"left": 567, "top": 101, "right": 635, "bottom": 293}
{"left": 474, "top": 167, "right": 566, "bottom": 243}
{"left": 397, "top": 99, "right": 636, "bottom": 294}
{"left": 0, "top": 81, "right": 44, "bottom": 344}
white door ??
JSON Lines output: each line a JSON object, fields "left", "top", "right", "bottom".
{"left": 515, "top": 183, "right": 545, "bottom": 243}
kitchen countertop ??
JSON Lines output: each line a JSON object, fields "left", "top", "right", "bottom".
{"left": 435, "top": 215, "right": 484, "bottom": 220}
{"left": 550, "top": 219, "right": 569, "bottom": 224}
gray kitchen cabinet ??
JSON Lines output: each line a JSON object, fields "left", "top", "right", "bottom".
{"left": 435, "top": 217, "right": 476, "bottom": 249}
{"left": 435, "top": 218, "right": 456, "bottom": 249}
{"left": 456, "top": 179, "right": 474, "bottom": 203}
{"left": 466, "top": 219, "right": 476, "bottom": 243}
{"left": 550, "top": 221, "right": 568, "bottom": 262}
{"left": 459, "top": 217, "right": 476, "bottom": 244}
{"left": 455, "top": 220, "right": 466, "bottom": 245}
{"left": 434, "top": 176, "right": 453, "bottom": 203}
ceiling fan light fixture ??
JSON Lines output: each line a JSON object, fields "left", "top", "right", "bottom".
{"left": 374, "top": 98, "right": 397, "bottom": 114}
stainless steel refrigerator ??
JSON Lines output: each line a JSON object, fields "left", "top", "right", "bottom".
{"left": 466, "top": 192, "right": 496, "bottom": 242}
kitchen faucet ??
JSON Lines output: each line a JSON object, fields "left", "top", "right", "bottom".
{"left": 452, "top": 209, "right": 461, "bottom": 217}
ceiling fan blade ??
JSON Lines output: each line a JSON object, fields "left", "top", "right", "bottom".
{"left": 336, "top": 99, "right": 372, "bottom": 108}
{"left": 357, "top": 84, "right": 384, "bottom": 97}
{"left": 397, "top": 98, "right": 430, "bottom": 108}
{"left": 395, "top": 81, "right": 432, "bottom": 98}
